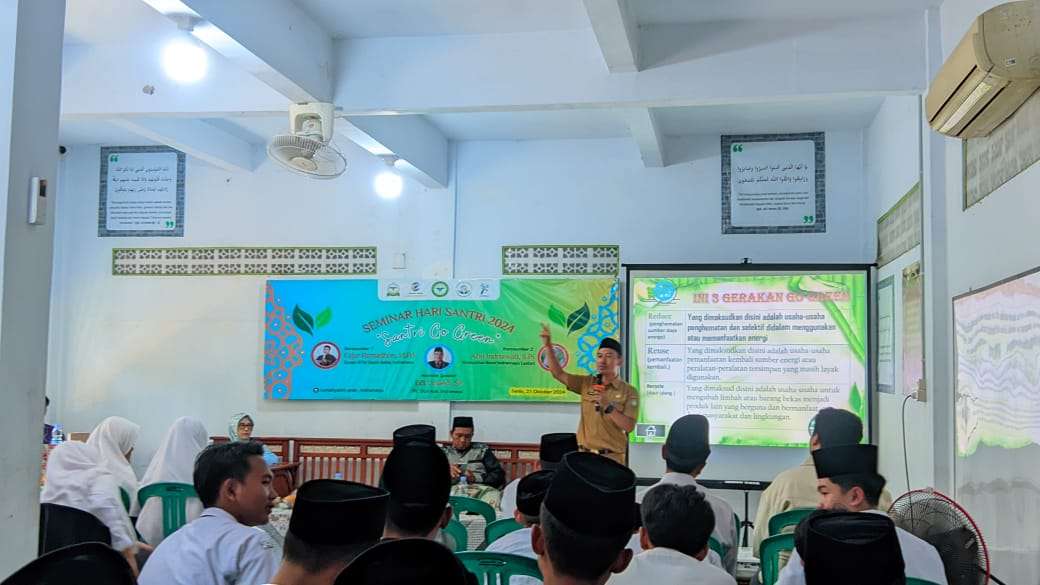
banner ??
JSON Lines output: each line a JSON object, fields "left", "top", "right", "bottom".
{"left": 264, "top": 278, "right": 618, "bottom": 401}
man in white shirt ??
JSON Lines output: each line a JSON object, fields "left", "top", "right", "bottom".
{"left": 775, "top": 444, "right": 948, "bottom": 585}
{"left": 380, "top": 437, "right": 455, "bottom": 545}
{"left": 265, "top": 479, "right": 388, "bottom": 585}
{"left": 611, "top": 483, "right": 735, "bottom": 585}
{"left": 638, "top": 414, "right": 738, "bottom": 575}
{"left": 793, "top": 509, "right": 907, "bottom": 584}
{"left": 139, "top": 441, "right": 280, "bottom": 585}
{"left": 486, "top": 470, "right": 554, "bottom": 584}
{"left": 501, "top": 432, "right": 578, "bottom": 518}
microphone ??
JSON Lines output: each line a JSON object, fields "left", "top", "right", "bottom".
{"left": 595, "top": 373, "right": 603, "bottom": 386}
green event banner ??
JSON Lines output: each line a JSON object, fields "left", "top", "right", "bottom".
{"left": 264, "top": 278, "right": 619, "bottom": 401}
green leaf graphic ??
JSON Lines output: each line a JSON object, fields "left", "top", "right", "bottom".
{"left": 292, "top": 305, "right": 314, "bottom": 335}
{"left": 849, "top": 383, "right": 864, "bottom": 419}
{"left": 566, "top": 303, "right": 590, "bottom": 335}
{"left": 548, "top": 305, "right": 566, "bottom": 328}
{"left": 315, "top": 307, "right": 333, "bottom": 329}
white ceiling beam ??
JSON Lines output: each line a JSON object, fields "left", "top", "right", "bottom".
{"left": 109, "top": 117, "right": 256, "bottom": 173}
{"left": 620, "top": 108, "right": 665, "bottom": 167}
{"left": 139, "top": 0, "right": 334, "bottom": 103}
{"left": 582, "top": 0, "right": 640, "bottom": 73}
{"left": 337, "top": 116, "right": 449, "bottom": 189}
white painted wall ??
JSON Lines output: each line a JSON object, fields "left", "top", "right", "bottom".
{"left": 0, "top": 0, "right": 65, "bottom": 577}
{"left": 49, "top": 130, "right": 869, "bottom": 530}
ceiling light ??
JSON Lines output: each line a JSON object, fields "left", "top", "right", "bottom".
{"left": 162, "top": 39, "right": 208, "bottom": 84}
{"left": 374, "top": 171, "right": 403, "bottom": 200}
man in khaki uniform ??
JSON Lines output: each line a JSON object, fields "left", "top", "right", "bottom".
{"left": 539, "top": 325, "right": 637, "bottom": 465}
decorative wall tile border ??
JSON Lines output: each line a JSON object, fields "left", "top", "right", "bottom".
{"left": 502, "top": 245, "right": 620, "bottom": 276}
{"left": 112, "top": 246, "right": 377, "bottom": 276}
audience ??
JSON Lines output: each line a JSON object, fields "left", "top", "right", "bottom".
{"left": 138, "top": 441, "right": 279, "bottom": 585}
{"left": 229, "top": 412, "right": 280, "bottom": 466}
{"left": 753, "top": 407, "right": 893, "bottom": 556}
{"left": 266, "top": 479, "right": 388, "bottom": 585}
{"left": 134, "top": 416, "right": 209, "bottom": 545}
{"left": 612, "top": 484, "right": 735, "bottom": 585}
{"left": 391, "top": 423, "right": 436, "bottom": 446}
{"left": 380, "top": 439, "right": 454, "bottom": 545}
{"left": 333, "top": 538, "right": 472, "bottom": 585}
{"left": 40, "top": 442, "right": 142, "bottom": 574}
{"left": 485, "top": 469, "right": 554, "bottom": 585}
{"left": 85, "top": 416, "right": 141, "bottom": 509}
{"left": 533, "top": 452, "right": 635, "bottom": 585}
{"left": 1, "top": 542, "right": 136, "bottom": 585}
{"left": 501, "top": 432, "right": 578, "bottom": 517}
{"left": 639, "top": 414, "right": 738, "bottom": 575}
{"left": 442, "top": 416, "right": 506, "bottom": 506}
{"left": 792, "top": 509, "right": 906, "bottom": 585}
{"left": 776, "top": 444, "right": 947, "bottom": 585}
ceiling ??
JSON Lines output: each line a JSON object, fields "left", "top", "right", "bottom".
{"left": 64, "top": 0, "right": 177, "bottom": 45}
{"left": 632, "top": 0, "right": 942, "bottom": 25}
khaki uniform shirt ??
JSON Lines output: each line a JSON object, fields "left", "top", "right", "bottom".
{"left": 562, "top": 374, "right": 639, "bottom": 459}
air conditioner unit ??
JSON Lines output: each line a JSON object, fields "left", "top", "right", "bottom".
{"left": 926, "top": 0, "right": 1040, "bottom": 139}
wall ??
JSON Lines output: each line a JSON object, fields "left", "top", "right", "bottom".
{"left": 863, "top": 94, "right": 934, "bottom": 497}
{"left": 939, "top": 1, "right": 1040, "bottom": 582}
{"left": 49, "top": 131, "right": 870, "bottom": 525}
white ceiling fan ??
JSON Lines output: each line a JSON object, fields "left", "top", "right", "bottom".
{"left": 267, "top": 103, "right": 347, "bottom": 179}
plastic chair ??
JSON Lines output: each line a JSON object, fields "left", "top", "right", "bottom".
{"left": 38, "top": 504, "right": 112, "bottom": 556}
{"left": 456, "top": 551, "right": 542, "bottom": 584}
{"left": 485, "top": 518, "right": 523, "bottom": 546}
{"left": 906, "top": 580, "right": 943, "bottom": 585}
{"left": 708, "top": 535, "right": 725, "bottom": 559}
{"left": 768, "top": 507, "right": 815, "bottom": 536}
{"left": 119, "top": 488, "right": 130, "bottom": 513}
{"left": 450, "top": 495, "right": 497, "bottom": 525}
{"left": 444, "top": 519, "right": 469, "bottom": 552}
{"left": 136, "top": 483, "right": 199, "bottom": 538}
{"left": 760, "top": 533, "right": 795, "bottom": 585}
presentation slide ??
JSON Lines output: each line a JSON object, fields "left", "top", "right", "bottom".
{"left": 954, "top": 267, "right": 1040, "bottom": 584}
{"left": 628, "top": 269, "right": 868, "bottom": 447}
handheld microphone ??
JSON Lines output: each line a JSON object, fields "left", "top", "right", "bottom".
{"left": 595, "top": 373, "right": 603, "bottom": 386}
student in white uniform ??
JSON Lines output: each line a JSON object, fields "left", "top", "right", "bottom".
{"left": 265, "top": 479, "right": 389, "bottom": 585}
{"left": 775, "top": 445, "right": 948, "bottom": 585}
{"left": 380, "top": 436, "right": 454, "bottom": 545}
{"left": 333, "top": 538, "right": 472, "bottom": 585}
{"left": 135, "top": 416, "right": 209, "bottom": 545}
{"left": 500, "top": 432, "right": 578, "bottom": 518}
{"left": 86, "top": 416, "right": 142, "bottom": 508}
{"left": 138, "top": 441, "right": 280, "bottom": 585}
{"left": 485, "top": 470, "right": 554, "bottom": 584}
{"left": 637, "top": 414, "right": 738, "bottom": 576}
{"left": 610, "top": 484, "right": 735, "bottom": 585}
{"left": 41, "top": 442, "right": 144, "bottom": 575}
{"left": 793, "top": 509, "right": 906, "bottom": 585}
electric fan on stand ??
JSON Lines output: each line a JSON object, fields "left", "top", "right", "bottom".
{"left": 889, "top": 488, "right": 1006, "bottom": 585}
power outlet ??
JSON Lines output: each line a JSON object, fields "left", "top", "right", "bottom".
{"left": 914, "top": 379, "right": 927, "bottom": 402}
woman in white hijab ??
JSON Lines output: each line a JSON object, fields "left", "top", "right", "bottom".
{"left": 86, "top": 416, "right": 141, "bottom": 509}
{"left": 41, "top": 442, "right": 143, "bottom": 575}
{"left": 133, "top": 417, "right": 209, "bottom": 545}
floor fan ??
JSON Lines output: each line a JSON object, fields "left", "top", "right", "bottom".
{"left": 888, "top": 488, "right": 1007, "bottom": 585}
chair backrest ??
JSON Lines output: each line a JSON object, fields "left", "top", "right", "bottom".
{"left": 760, "top": 533, "right": 795, "bottom": 585}
{"left": 708, "top": 535, "right": 725, "bottom": 559}
{"left": 768, "top": 507, "right": 815, "bottom": 537}
{"left": 38, "top": 504, "right": 112, "bottom": 556}
{"left": 484, "top": 518, "right": 523, "bottom": 547}
{"left": 118, "top": 488, "right": 130, "bottom": 513}
{"left": 137, "top": 483, "right": 199, "bottom": 538}
{"left": 444, "top": 519, "right": 469, "bottom": 552}
{"left": 450, "top": 495, "right": 497, "bottom": 525}
{"left": 905, "top": 579, "right": 943, "bottom": 585}
{"left": 456, "top": 552, "right": 542, "bottom": 584}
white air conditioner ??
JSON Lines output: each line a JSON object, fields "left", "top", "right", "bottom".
{"left": 926, "top": 0, "right": 1040, "bottom": 139}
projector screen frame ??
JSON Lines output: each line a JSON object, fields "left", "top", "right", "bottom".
{"left": 622, "top": 262, "right": 875, "bottom": 446}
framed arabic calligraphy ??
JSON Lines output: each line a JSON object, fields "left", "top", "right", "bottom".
{"left": 99, "top": 146, "right": 185, "bottom": 237}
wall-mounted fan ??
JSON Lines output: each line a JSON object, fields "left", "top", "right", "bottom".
{"left": 267, "top": 102, "right": 346, "bottom": 179}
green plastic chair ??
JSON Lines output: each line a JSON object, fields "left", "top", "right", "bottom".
{"left": 733, "top": 512, "right": 741, "bottom": 545}
{"left": 760, "top": 533, "right": 795, "bottom": 585}
{"left": 450, "top": 495, "right": 497, "bottom": 525}
{"left": 444, "top": 519, "right": 469, "bottom": 552}
{"left": 457, "top": 551, "right": 542, "bottom": 584}
{"left": 485, "top": 518, "right": 523, "bottom": 546}
{"left": 906, "top": 580, "right": 943, "bottom": 585}
{"left": 136, "top": 483, "right": 199, "bottom": 538}
{"left": 119, "top": 488, "right": 131, "bottom": 513}
{"left": 768, "top": 507, "right": 815, "bottom": 536}
{"left": 708, "top": 535, "right": 725, "bottom": 559}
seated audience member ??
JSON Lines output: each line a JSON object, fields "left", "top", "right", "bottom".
{"left": 135, "top": 416, "right": 209, "bottom": 545}
{"left": 533, "top": 452, "right": 636, "bottom": 585}
{"left": 442, "top": 416, "right": 506, "bottom": 506}
{"left": 485, "top": 470, "right": 554, "bottom": 585}
{"left": 612, "top": 484, "right": 735, "bottom": 585}
{"left": 86, "top": 416, "right": 141, "bottom": 509}
{"left": 41, "top": 442, "right": 142, "bottom": 574}
{"left": 43, "top": 396, "right": 53, "bottom": 445}
{"left": 138, "top": 442, "right": 279, "bottom": 585}
{"left": 266, "top": 479, "right": 388, "bottom": 585}
{"left": 501, "top": 432, "right": 578, "bottom": 517}
{"left": 392, "top": 424, "right": 436, "bottom": 447}
{"left": 1, "top": 542, "right": 136, "bottom": 585}
{"left": 792, "top": 509, "right": 906, "bottom": 585}
{"left": 380, "top": 440, "right": 453, "bottom": 546}
{"left": 229, "top": 412, "right": 280, "bottom": 466}
{"left": 625, "top": 502, "right": 727, "bottom": 571}
{"left": 753, "top": 407, "right": 893, "bottom": 556}
{"left": 639, "top": 414, "right": 738, "bottom": 574}
{"left": 776, "top": 444, "right": 947, "bottom": 585}
{"left": 333, "top": 538, "right": 472, "bottom": 585}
